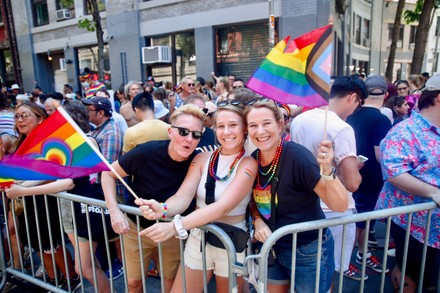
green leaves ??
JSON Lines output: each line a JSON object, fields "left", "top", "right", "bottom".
{"left": 78, "top": 17, "right": 96, "bottom": 32}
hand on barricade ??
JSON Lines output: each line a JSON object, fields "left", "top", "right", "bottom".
{"left": 135, "top": 198, "right": 163, "bottom": 220}
{"left": 253, "top": 218, "right": 272, "bottom": 243}
{"left": 139, "top": 222, "right": 175, "bottom": 243}
{"left": 5, "top": 184, "right": 24, "bottom": 199}
{"left": 110, "top": 209, "right": 130, "bottom": 234}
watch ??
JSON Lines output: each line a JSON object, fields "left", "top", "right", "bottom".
{"left": 173, "top": 214, "right": 188, "bottom": 239}
{"left": 321, "top": 166, "right": 337, "bottom": 181}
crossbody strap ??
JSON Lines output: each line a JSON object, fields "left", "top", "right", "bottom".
{"left": 205, "top": 152, "right": 218, "bottom": 205}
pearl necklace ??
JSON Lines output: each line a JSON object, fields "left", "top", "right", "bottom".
{"left": 208, "top": 147, "right": 245, "bottom": 182}
{"left": 256, "top": 138, "right": 284, "bottom": 189}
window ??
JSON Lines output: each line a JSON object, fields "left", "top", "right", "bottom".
{"left": 0, "top": 6, "right": 3, "bottom": 25}
{"left": 85, "top": 0, "right": 105, "bottom": 14}
{"left": 215, "top": 22, "right": 272, "bottom": 81}
{"left": 388, "top": 24, "right": 404, "bottom": 48}
{"left": 362, "top": 19, "right": 370, "bottom": 47}
{"left": 409, "top": 25, "right": 417, "bottom": 49}
{"left": 32, "top": 0, "right": 49, "bottom": 27}
{"left": 149, "top": 32, "right": 196, "bottom": 84}
{"left": 353, "top": 14, "right": 361, "bottom": 45}
{"left": 56, "top": 0, "right": 74, "bottom": 9}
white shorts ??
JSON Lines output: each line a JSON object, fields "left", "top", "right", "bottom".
{"left": 184, "top": 228, "right": 246, "bottom": 278}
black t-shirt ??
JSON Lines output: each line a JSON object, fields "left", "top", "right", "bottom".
{"left": 347, "top": 107, "right": 392, "bottom": 196}
{"left": 118, "top": 140, "right": 196, "bottom": 228}
{"left": 252, "top": 142, "right": 324, "bottom": 247}
{"left": 71, "top": 176, "right": 118, "bottom": 241}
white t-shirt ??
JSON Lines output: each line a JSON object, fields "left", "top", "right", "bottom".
{"left": 290, "top": 108, "right": 356, "bottom": 211}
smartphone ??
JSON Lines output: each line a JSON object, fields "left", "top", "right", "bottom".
{"left": 358, "top": 155, "right": 368, "bottom": 163}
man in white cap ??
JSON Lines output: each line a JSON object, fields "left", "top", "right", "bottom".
{"left": 10, "top": 84, "right": 20, "bottom": 96}
{"left": 154, "top": 100, "right": 170, "bottom": 121}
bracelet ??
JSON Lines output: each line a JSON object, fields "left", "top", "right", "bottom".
{"left": 160, "top": 202, "right": 168, "bottom": 219}
{"left": 252, "top": 214, "right": 260, "bottom": 226}
{"left": 173, "top": 214, "right": 188, "bottom": 239}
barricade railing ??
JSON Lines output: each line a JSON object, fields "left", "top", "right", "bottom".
{"left": 252, "top": 202, "right": 439, "bottom": 293}
{"left": 0, "top": 190, "right": 438, "bottom": 293}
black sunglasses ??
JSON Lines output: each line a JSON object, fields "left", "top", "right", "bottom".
{"left": 171, "top": 126, "right": 203, "bottom": 139}
{"left": 217, "top": 99, "right": 244, "bottom": 107}
{"left": 245, "top": 97, "right": 270, "bottom": 106}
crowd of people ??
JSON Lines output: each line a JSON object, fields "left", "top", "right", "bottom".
{"left": 0, "top": 69, "right": 438, "bottom": 293}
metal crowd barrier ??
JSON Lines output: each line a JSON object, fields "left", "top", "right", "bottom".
{"left": 0, "top": 190, "right": 438, "bottom": 293}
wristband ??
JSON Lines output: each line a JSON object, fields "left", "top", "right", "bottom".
{"left": 160, "top": 202, "right": 168, "bottom": 219}
{"left": 252, "top": 214, "right": 260, "bottom": 226}
{"left": 173, "top": 214, "right": 188, "bottom": 239}
{"left": 321, "top": 166, "right": 337, "bottom": 181}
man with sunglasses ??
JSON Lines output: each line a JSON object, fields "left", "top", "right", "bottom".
{"left": 174, "top": 76, "right": 196, "bottom": 109}
{"left": 291, "top": 75, "right": 368, "bottom": 282}
{"left": 347, "top": 75, "right": 392, "bottom": 275}
{"left": 101, "top": 104, "right": 205, "bottom": 293}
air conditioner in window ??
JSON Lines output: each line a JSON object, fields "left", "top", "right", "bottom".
{"left": 409, "top": 43, "right": 415, "bottom": 50}
{"left": 59, "top": 58, "right": 66, "bottom": 71}
{"left": 56, "top": 9, "right": 71, "bottom": 21}
{"left": 142, "top": 46, "right": 172, "bottom": 64}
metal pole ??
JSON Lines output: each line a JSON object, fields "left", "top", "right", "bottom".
{"left": 269, "top": 0, "right": 275, "bottom": 48}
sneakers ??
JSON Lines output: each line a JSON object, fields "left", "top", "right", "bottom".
{"left": 63, "top": 275, "right": 82, "bottom": 292}
{"left": 356, "top": 252, "right": 389, "bottom": 273}
{"left": 387, "top": 248, "right": 396, "bottom": 257}
{"left": 343, "top": 263, "right": 369, "bottom": 281}
{"left": 368, "top": 230, "right": 378, "bottom": 246}
{"left": 105, "top": 259, "right": 124, "bottom": 280}
{"left": 35, "top": 263, "right": 45, "bottom": 278}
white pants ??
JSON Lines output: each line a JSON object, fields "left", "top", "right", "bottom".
{"left": 325, "top": 209, "right": 356, "bottom": 272}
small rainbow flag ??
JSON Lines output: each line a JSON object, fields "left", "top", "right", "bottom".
{"left": 0, "top": 107, "right": 110, "bottom": 185}
{"left": 247, "top": 25, "right": 333, "bottom": 107}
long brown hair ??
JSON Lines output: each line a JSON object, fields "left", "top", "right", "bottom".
{"left": 14, "top": 101, "right": 48, "bottom": 149}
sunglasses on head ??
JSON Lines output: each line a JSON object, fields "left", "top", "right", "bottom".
{"left": 171, "top": 126, "right": 203, "bottom": 139}
{"left": 216, "top": 99, "right": 244, "bottom": 107}
{"left": 245, "top": 97, "right": 271, "bottom": 106}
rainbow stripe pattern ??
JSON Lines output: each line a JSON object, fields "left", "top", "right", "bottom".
{"left": 0, "top": 107, "right": 110, "bottom": 183}
{"left": 247, "top": 25, "right": 333, "bottom": 107}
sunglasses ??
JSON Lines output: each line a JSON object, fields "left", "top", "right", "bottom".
{"left": 217, "top": 99, "right": 244, "bottom": 107}
{"left": 186, "top": 83, "right": 195, "bottom": 87}
{"left": 171, "top": 126, "right": 203, "bottom": 139}
{"left": 245, "top": 97, "right": 271, "bottom": 106}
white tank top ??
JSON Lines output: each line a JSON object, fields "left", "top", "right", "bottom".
{"left": 196, "top": 152, "right": 251, "bottom": 217}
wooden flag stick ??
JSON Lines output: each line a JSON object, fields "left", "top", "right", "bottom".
{"left": 320, "top": 106, "right": 329, "bottom": 175}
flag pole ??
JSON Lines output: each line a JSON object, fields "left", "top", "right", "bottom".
{"left": 57, "top": 106, "right": 140, "bottom": 200}
{"left": 320, "top": 106, "right": 328, "bottom": 175}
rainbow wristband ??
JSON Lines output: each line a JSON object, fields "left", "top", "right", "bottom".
{"left": 161, "top": 202, "right": 168, "bottom": 219}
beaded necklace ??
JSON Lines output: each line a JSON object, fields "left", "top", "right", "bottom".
{"left": 256, "top": 138, "right": 284, "bottom": 189}
{"left": 208, "top": 147, "right": 245, "bottom": 182}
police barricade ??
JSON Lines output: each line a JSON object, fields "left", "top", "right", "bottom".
{"left": 0, "top": 191, "right": 242, "bottom": 293}
{"left": 0, "top": 189, "right": 438, "bottom": 293}
{"left": 252, "top": 201, "right": 439, "bottom": 293}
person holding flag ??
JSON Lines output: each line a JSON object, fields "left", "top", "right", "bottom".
{"left": 246, "top": 100, "right": 348, "bottom": 292}
{"left": 6, "top": 100, "right": 116, "bottom": 292}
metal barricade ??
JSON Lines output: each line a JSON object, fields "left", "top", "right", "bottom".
{"left": 0, "top": 190, "right": 438, "bottom": 293}
{"left": 252, "top": 202, "right": 439, "bottom": 293}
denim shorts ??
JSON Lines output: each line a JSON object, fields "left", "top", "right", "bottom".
{"left": 267, "top": 228, "right": 335, "bottom": 293}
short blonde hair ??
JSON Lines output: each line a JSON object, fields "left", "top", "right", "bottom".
{"left": 169, "top": 104, "right": 206, "bottom": 125}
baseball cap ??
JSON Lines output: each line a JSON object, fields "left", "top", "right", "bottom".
{"left": 424, "top": 73, "right": 440, "bottom": 91}
{"left": 154, "top": 100, "right": 169, "bottom": 119}
{"left": 11, "top": 84, "right": 20, "bottom": 90}
{"left": 365, "top": 75, "right": 387, "bottom": 95}
{"left": 81, "top": 97, "right": 113, "bottom": 114}
{"left": 147, "top": 76, "right": 155, "bottom": 82}
{"left": 80, "top": 67, "right": 92, "bottom": 79}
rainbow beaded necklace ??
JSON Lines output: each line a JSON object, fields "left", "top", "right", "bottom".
{"left": 208, "top": 147, "right": 245, "bottom": 182}
{"left": 256, "top": 138, "right": 284, "bottom": 189}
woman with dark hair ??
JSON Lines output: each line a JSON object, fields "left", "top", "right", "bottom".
{"left": 246, "top": 100, "right": 348, "bottom": 293}
{"left": 0, "top": 92, "right": 16, "bottom": 159}
{"left": 392, "top": 96, "right": 410, "bottom": 125}
{"left": 395, "top": 80, "right": 410, "bottom": 97}
{"left": 6, "top": 100, "right": 116, "bottom": 292}
{"left": 4, "top": 102, "right": 79, "bottom": 289}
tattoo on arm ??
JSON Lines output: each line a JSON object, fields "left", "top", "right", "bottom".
{"left": 244, "top": 168, "right": 254, "bottom": 179}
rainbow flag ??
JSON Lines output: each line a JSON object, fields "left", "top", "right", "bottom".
{"left": 247, "top": 25, "right": 333, "bottom": 107}
{"left": 0, "top": 107, "right": 110, "bottom": 185}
